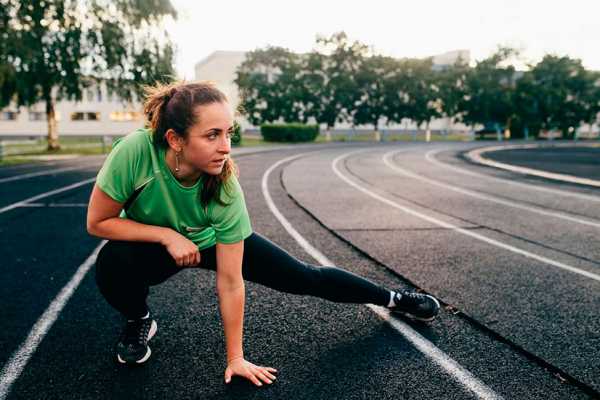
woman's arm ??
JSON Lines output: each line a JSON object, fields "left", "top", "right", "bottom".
{"left": 87, "top": 183, "right": 200, "bottom": 267}
{"left": 216, "top": 240, "right": 277, "bottom": 386}
{"left": 216, "top": 241, "right": 245, "bottom": 361}
{"left": 87, "top": 183, "right": 168, "bottom": 243}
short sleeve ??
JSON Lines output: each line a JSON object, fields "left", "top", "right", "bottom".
{"left": 95, "top": 136, "right": 136, "bottom": 203}
{"left": 209, "top": 175, "right": 253, "bottom": 244}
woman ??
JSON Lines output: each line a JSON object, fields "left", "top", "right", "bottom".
{"left": 87, "top": 81, "right": 440, "bottom": 387}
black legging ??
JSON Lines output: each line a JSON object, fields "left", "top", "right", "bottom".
{"left": 95, "top": 232, "right": 391, "bottom": 319}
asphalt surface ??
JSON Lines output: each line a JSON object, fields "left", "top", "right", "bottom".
{"left": 0, "top": 141, "right": 598, "bottom": 399}
{"left": 484, "top": 144, "right": 600, "bottom": 180}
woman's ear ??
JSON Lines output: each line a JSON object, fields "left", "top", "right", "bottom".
{"left": 165, "top": 129, "right": 183, "bottom": 152}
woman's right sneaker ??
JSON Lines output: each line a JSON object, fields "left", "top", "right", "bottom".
{"left": 115, "top": 317, "right": 157, "bottom": 364}
{"left": 389, "top": 289, "right": 441, "bottom": 322}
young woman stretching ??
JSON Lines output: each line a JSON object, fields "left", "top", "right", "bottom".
{"left": 87, "top": 81, "right": 440, "bottom": 387}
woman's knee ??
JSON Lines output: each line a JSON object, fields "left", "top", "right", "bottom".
{"left": 95, "top": 241, "right": 134, "bottom": 286}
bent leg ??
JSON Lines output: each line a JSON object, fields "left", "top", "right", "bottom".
{"left": 95, "top": 240, "right": 182, "bottom": 319}
{"left": 204, "top": 233, "right": 391, "bottom": 306}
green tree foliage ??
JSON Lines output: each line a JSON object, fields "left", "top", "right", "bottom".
{"left": 235, "top": 36, "right": 599, "bottom": 141}
{"left": 521, "top": 55, "right": 596, "bottom": 139}
{"left": 402, "top": 58, "right": 441, "bottom": 134}
{"left": 0, "top": 0, "right": 176, "bottom": 149}
{"left": 236, "top": 32, "right": 369, "bottom": 133}
{"left": 461, "top": 47, "right": 518, "bottom": 135}
{"left": 581, "top": 71, "right": 600, "bottom": 135}
{"left": 312, "top": 32, "right": 367, "bottom": 132}
{"left": 436, "top": 58, "right": 470, "bottom": 130}
{"left": 235, "top": 46, "right": 303, "bottom": 126}
{"left": 352, "top": 54, "right": 396, "bottom": 132}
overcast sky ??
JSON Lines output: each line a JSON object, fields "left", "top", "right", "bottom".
{"left": 167, "top": 0, "right": 599, "bottom": 79}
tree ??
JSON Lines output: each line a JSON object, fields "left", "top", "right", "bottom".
{"left": 460, "top": 47, "right": 518, "bottom": 137}
{"left": 402, "top": 58, "right": 441, "bottom": 137}
{"left": 235, "top": 46, "right": 302, "bottom": 125}
{"left": 0, "top": 0, "right": 177, "bottom": 150}
{"left": 436, "top": 58, "right": 470, "bottom": 133}
{"left": 523, "top": 55, "right": 594, "bottom": 139}
{"left": 580, "top": 71, "right": 600, "bottom": 136}
{"left": 351, "top": 54, "right": 396, "bottom": 134}
{"left": 309, "top": 32, "right": 368, "bottom": 134}
{"left": 513, "top": 70, "right": 542, "bottom": 138}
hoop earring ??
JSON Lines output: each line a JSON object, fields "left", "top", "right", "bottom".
{"left": 175, "top": 151, "right": 181, "bottom": 175}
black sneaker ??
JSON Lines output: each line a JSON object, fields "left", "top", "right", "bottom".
{"left": 116, "top": 317, "right": 158, "bottom": 364}
{"left": 390, "top": 289, "right": 440, "bottom": 322}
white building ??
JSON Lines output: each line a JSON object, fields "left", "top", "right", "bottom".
{"left": 0, "top": 86, "right": 143, "bottom": 137}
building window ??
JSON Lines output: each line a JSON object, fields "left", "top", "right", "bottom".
{"left": 29, "top": 111, "right": 46, "bottom": 121}
{"left": 86, "top": 89, "right": 94, "bottom": 102}
{"left": 0, "top": 111, "right": 19, "bottom": 121}
{"left": 109, "top": 111, "right": 142, "bottom": 122}
{"left": 97, "top": 88, "right": 103, "bottom": 103}
{"left": 71, "top": 112, "right": 100, "bottom": 121}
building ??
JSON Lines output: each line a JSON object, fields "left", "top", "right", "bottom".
{"left": 0, "top": 85, "right": 143, "bottom": 137}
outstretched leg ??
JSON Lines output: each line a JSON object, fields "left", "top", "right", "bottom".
{"left": 199, "top": 232, "right": 391, "bottom": 306}
{"left": 200, "top": 232, "right": 440, "bottom": 321}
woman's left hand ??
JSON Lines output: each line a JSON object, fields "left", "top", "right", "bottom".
{"left": 224, "top": 357, "right": 278, "bottom": 386}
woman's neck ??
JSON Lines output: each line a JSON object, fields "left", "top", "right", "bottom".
{"left": 164, "top": 148, "right": 203, "bottom": 187}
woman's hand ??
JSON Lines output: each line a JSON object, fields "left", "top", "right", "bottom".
{"left": 161, "top": 228, "right": 201, "bottom": 267}
{"left": 224, "top": 357, "right": 278, "bottom": 386}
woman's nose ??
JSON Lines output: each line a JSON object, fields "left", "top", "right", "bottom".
{"left": 219, "top": 135, "right": 231, "bottom": 153}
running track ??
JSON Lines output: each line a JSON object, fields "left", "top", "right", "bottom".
{"left": 0, "top": 141, "right": 599, "bottom": 399}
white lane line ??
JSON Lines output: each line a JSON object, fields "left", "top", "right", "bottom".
{"left": 425, "top": 149, "right": 600, "bottom": 203}
{"left": 47, "top": 203, "right": 89, "bottom": 207}
{"left": 467, "top": 145, "right": 600, "bottom": 188}
{"left": 16, "top": 203, "right": 89, "bottom": 208}
{"left": 0, "top": 241, "right": 106, "bottom": 400}
{"left": 262, "top": 153, "right": 504, "bottom": 400}
{"left": 0, "top": 163, "right": 102, "bottom": 184}
{"left": 0, "top": 177, "right": 96, "bottom": 215}
{"left": 335, "top": 149, "right": 600, "bottom": 283}
{"left": 382, "top": 150, "right": 600, "bottom": 229}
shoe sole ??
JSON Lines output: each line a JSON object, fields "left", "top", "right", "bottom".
{"left": 393, "top": 295, "right": 441, "bottom": 322}
{"left": 116, "top": 319, "right": 158, "bottom": 365}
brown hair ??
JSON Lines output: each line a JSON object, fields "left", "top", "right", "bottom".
{"left": 143, "top": 81, "right": 237, "bottom": 207}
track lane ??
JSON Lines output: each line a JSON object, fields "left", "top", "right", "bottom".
{"left": 1, "top": 145, "right": 596, "bottom": 399}
{"left": 283, "top": 145, "right": 600, "bottom": 392}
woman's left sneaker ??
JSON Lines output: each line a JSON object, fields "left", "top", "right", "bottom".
{"left": 115, "top": 317, "right": 157, "bottom": 364}
{"left": 389, "top": 289, "right": 440, "bottom": 322}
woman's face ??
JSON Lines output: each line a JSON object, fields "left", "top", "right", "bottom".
{"left": 181, "top": 101, "right": 234, "bottom": 176}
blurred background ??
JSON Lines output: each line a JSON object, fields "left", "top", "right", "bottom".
{"left": 1, "top": 0, "right": 599, "bottom": 162}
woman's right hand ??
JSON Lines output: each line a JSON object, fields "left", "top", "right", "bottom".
{"left": 161, "top": 229, "right": 201, "bottom": 267}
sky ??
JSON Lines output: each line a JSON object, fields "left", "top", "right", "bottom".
{"left": 166, "top": 0, "right": 599, "bottom": 79}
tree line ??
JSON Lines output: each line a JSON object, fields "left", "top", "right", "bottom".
{"left": 235, "top": 32, "right": 600, "bottom": 139}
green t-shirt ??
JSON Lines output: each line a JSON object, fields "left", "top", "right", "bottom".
{"left": 96, "top": 128, "right": 253, "bottom": 250}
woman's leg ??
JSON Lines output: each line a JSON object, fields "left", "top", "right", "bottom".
{"left": 95, "top": 240, "right": 183, "bottom": 320}
{"left": 199, "top": 232, "right": 391, "bottom": 306}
